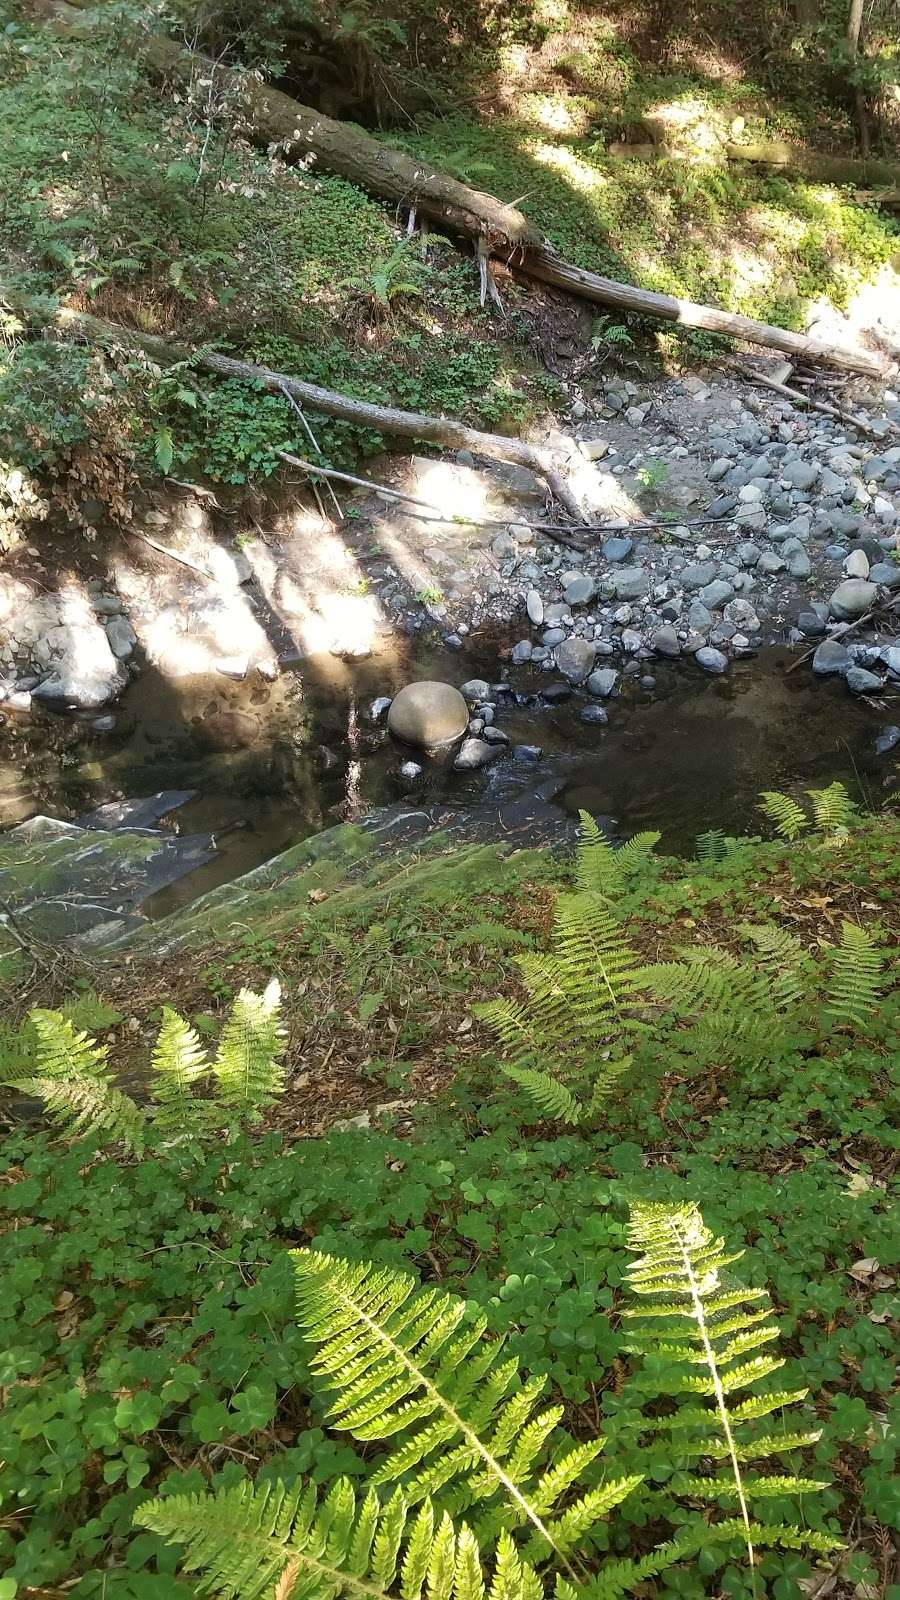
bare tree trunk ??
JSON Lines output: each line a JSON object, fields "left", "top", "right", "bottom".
{"left": 5, "top": 293, "right": 585, "bottom": 518}
{"left": 846, "top": 0, "right": 871, "bottom": 156}
{"left": 723, "top": 140, "right": 898, "bottom": 186}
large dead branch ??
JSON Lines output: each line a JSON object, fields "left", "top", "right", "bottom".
{"left": 51, "top": 2, "right": 894, "bottom": 380}
{"left": 2, "top": 293, "right": 584, "bottom": 519}
{"left": 724, "top": 141, "right": 900, "bottom": 188}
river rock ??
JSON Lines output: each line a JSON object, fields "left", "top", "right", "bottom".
{"left": 611, "top": 566, "right": 648, "bottom": 600}
{"left": 370, "top": 695, "right": 392, "bottom": 721}
{"left": 723, "top": 598, "right": 759, "bottom": 631}
{"left": 757, "top": 551, "right": 786, "bottom": 575}
{"left": 586, "top": 666, "right": 619, "bottom": 698}
{"left": 846, "top": 666, "right": 882, "bottom": 694}
{"left": 459, "top": 678, "right": 491, "bottom": 702}
{"left": 829, "top": 579, "right": 877, "bottom": 620}
{"left": 875, "top": 724, "right": 900, "bottom": 755}
{"left": 553, "top": 636, "right": 596, "bottom": 683}
{"left": 682, "top": 561, "right": 717, "bottom": 590}
{"left": 602, "top": 536, "right": 634, "bottom": 563}
{"left": 388, "top": 681, "right": 468, "bottom": 746}
{"left": 510, "top": 640, "right": 533, "bottom": 664}
{"left": 812, "top": 639, "right": 851, "bottom": 676}
{"left": 526, "top": 589, "right": 544, "bottom": 625}
{"left": 564, "top": 575, "right": 597, "bottom": 607}
{"left": 699, "top": 579, "right": 735, "bottom": 610}
{"left": 781, "top": 458, "right": 819, "bottom": 491}
{"left": 869, "top": 562, "right": 900, "bottom": 589}
{"left": 844, "top": 549, "right": 870, "bottom": 578}
{"left": 696, "top": 646, "right": 729, "bottom": 674}
{"left": 688, "top": 600, "right": 712, "bottom": 631}
{"left": 579, "top": 704, "right": 609, "bottom": 724}
{"left": 453, "top": 737, "right": 501, "bottom": 771}
{"left": 797, "top": 610, "right": 826, "bottom": 636}
{"left": 650, "top": 625, "right": 680, "bottom": 657}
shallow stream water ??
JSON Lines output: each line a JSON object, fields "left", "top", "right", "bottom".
{"left": 1, "top": 638, "right": 897, "bottom": 917}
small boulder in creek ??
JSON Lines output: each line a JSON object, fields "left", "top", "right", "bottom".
{"left": 812, "top": 639, "right": 851, "bottom": 676}
{"left": 695, "top": 646, "right": 729, "bottom": 674}
{"left": 453, "top": 737, "right": 502, "bottom": 771}
{"left": 875, "top": 724, "right": 900, "bottom": 755}
{"left": 387, "top": 681, "right": 468, "bottom": 747}
{"left": 553, "top": 636, "right": 597, "bottom": 684}
{"left": 845, "top": 666, "right": 883, "bottom": 694}
{"left": 829, "top": 579, "right": 877, "bottom": 621}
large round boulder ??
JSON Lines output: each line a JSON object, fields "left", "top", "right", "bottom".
{"left": 387, "top": 681, "right": 468, "bottom": 748}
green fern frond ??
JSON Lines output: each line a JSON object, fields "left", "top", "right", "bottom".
{"left": 151, "top": 1006, "right": 211, "bottom": 1134}
{"left": 26, "top": 1008, "right": 110, "bottom": 1081}
{"left": 449, "top": 924, "right": 534, "bottom": 952}
{"left": 291, "top": 1250, "right": 624, "bottom": 1564}
{"left": 758, "top": 791, "right": 807, "bottom": 840}
{"left": 7, "top": 1072, "right": 145, "bottom": 1152}
{"left": 824, "top": 921, "right": 883, "bottom": 1029}
{"left": 695, "top": 829, "right": 729, "bottom": 866}
{"left": 212, "top": 979, "right": 285, "bottom": 1119}
{"left": 496, "top": 1063, "right": 581, "bottom": 1124}
{"left": 137, "top": 1476, "right": 538, "bottom": 1600}
{"left": 738, "top": 924, "right": 813, "bottom": 1011}
{"left": 807, "top": 781, "right": 857, "bottom": 839}
{"left": 2, "top": 1009, "right": 145, "bottom": 1152}
{"left": 575, "top": 813, "right": 660, "bottom": 898}
{"left": 624, "top": 1202, "right": 828, "bottom": 1579}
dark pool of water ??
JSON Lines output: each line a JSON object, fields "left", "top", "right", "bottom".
{"left": 2, "top": 639, "right": 898, "bottom": 915}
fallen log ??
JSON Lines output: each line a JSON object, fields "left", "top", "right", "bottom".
{"left": 49, "top": 2, "right": 893, "bottom": 380}
{"left": 724, "top": 141, "right": 900, "bottom": 189}
{"left": 2, "top": 292, "right": 584, "bottom": 519}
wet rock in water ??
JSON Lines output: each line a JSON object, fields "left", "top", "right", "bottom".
{"left": 695, "top": 646, "right": 729, "bottom": 674}
{"left": 553, "top": 636, "right": 596, "bottom": 684}
{"left": 459, "top": 678, "right": 491, "bottom": 702}
{"left": 579, "top": 703, "right": 609, "bottom": 724}
{"left": 812, "top": 639, "right": 852, "bottom": 676}
{"left": 829, "top": 579, "right": 877, "bottom": 620}
{"left": 640, "top": 674, "right": 656, "bottom": 690}
{"left": 875, "top": 724, "right": 900, "bottom": 755}
{"left": 92, "top": 713, "right": 116, "bottom": 733}
{"left": 105, "top": 616, "right": 137, "bottom": 660}
{"left": 370, "top": 695, "right": 392, "bottom": 722}
{"left": 400, "top": 760, "right": 423, "bottom": 781}
{"left": 586, "top": 666, "right": 619, "bottom": 698}
{"left": 387, "top": 681, "right": 468, "bottom": 747}
{"left": 453, "top": 736, "right": 501, "bottom": 771}
{"left": 510, "top": 640, "right": 533, "bottom": 664}
{"left": 482, "top": 725, "right": 509, "bottom": 745}
{"left": 650, "top": 625, "right": 680, "bottom": 657}
{"left": 869, "top": 562, "right": 900, "bottom": 589}
{"left": 4, "top": 690, "right": 33, "bottom": 713}
{"left": 612, "top": 566, "right": 649, "bottom": 600}
{"left": 602, "top": 536, "right": 634, "bottom": 563}
{"left": 513, "top": 743, "right": 543, "bottom": 761}
{"left": 541, "top": 682, "right": 572, "bottom": 703}
{"left": 845, "top": 666, "right": 882, "bottom": 694}
{"left": 526, "top": 589, "right": 544, "bottom": 626}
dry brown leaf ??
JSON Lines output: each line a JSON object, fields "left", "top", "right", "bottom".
{"left": 848, "top": 1257, "right": 879, "bottom": 1281}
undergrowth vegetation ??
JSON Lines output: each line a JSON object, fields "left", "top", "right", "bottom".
{"left": 1, "top": 0, "right": 897, "bottom": 516}
{"left": 1, "top": 794, "right": 897, "bottom": 1597}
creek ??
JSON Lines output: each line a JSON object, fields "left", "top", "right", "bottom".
{"left": 1, "top": 635, "right": 895, "bottom": 922}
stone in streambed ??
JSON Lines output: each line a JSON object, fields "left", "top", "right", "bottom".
{"left": 829, "top": 579, "right": 877, "bottom": 620}
{"left": 875, "top": 725, "right": 900, "bottom": 755}
{"left": 846, "top": 666, "right": 883, "bottom": 694}
{"left": 453, "top": 737, "right": 502, "bottom": 771}
{"left": 812, "top": 639, "right": 851, "bottom": 676}
{"left": 553, "top": 636, "right": 596, "bottom": 683}
{"left": 695, "top": 647, "right": 729, "bottom": 674}
{"left": 387, "top": 681, "right": 468, "bottom": 747}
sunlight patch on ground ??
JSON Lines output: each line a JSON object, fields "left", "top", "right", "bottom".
{"left": 245, "top": 518, "right": 384, "bottom": 665}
